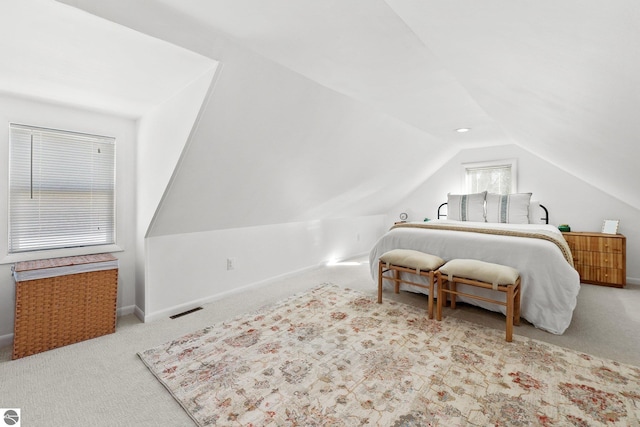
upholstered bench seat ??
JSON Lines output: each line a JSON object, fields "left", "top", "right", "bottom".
{"left": 377, "top": 249, "right": 445, "bottom": 319}
{"left": 436, "top": 259, "right": 521, "bottom": 342}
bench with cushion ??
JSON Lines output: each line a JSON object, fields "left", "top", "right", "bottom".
{"left": 377, "top": 249, "right": 445, "bottom": 319}
{"left": 436, "top": 258, "right": 521, "bottom": 342}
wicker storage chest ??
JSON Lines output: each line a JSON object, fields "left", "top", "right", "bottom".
{"left": 12, "top": 254, "right": 118, "bottom": 359}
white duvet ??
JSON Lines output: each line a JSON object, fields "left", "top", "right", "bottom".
{"left": 369, "top": 220, "right": 580, "bottom": 334}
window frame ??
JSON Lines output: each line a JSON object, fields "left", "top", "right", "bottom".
{"left": 461, "top": 158, "right": 518, "bottom": 195}
{"left": 3, "top": 124, "right": 121, "bottom": 263}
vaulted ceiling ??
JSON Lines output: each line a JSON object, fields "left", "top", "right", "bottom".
{"left": 145, "top": 0, "right": 639, "bottom": 207}
{"left": 3, "top": 0, "right": 640, "bottom": 217}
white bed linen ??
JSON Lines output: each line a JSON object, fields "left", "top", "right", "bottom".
{"left": 369, "top": 220, "right": 580, "bottom": 334}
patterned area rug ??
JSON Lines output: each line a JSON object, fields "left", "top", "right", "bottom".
{"left": 139, "top": 284, "right": 640, "bottom": 426}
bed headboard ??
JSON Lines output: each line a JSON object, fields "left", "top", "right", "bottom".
{"left": 437, "top": 202, "right": 549, "bottom": 224}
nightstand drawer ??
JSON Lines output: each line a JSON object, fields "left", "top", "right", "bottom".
{"left": 576, "top": 266, "right": 625, "bottom": 286}
{"left": 564, "top": 235, "right": 624, "bottom": 253}
{"left": 572, "top": 250, "right": 624, "bottom": 269}
{"left": 562, "top": 231, "right": 626, "bottom": 287}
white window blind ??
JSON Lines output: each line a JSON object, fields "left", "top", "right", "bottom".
{"left": 9, "top": 124, "right": 116, "bottom": 253}
{"left": 466, "top": 165, "right": 512, "bottom": 195}
{"left": 463, "top": 159, "right": 517, "bottom": 195}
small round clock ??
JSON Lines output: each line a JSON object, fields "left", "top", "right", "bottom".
{"left": 399, "top": 212, "right": 408, "bottom": 221}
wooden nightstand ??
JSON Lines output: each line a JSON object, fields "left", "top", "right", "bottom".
{"left": 562, "top": 231, "right": 626, "bottom": 287}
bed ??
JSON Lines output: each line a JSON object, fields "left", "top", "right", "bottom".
{"left": 369, "top": 194, "right": 580, "bottom": 334}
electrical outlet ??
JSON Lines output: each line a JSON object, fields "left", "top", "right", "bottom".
{"left": 226, "top": 258, "right": 236, "bottom": 270}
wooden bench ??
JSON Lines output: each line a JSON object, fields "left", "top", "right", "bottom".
{"left": 436, "top": 259, "right": 521, "bottom": 342}
{"left": 377, "top": 249, "right": 445, "bottom": 319}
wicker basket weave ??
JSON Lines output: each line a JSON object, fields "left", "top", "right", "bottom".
{"left": 12, "top": 254, "right": 118, "bottom": 360}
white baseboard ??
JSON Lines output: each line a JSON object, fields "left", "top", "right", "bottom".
{"left": 134, "top": 306, "right": 145, "bottom": 322}
{"left": 143, "top": 263, "right": 322, "bottom": 323}
{"left": 0, "top": 333, "right": 13, "bottom": 349}
{"left": 117, "top": 305, "right": 136, "bottom": 316}
{"left": 626, "top": 277, "right": 640, "bottom": 286}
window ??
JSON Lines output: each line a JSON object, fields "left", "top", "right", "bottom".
{"left": 463, "top": 159, "right": 517, "bottom": 195}
{"left": 8, "top": 124, "right": 116, "bottom": 253}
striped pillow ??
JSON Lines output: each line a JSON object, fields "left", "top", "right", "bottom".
{"left": 486, "top": 193, "right": 532, "bottom": 224}
{"left": 447, "top": 191, "right": 486, "bottom": 222}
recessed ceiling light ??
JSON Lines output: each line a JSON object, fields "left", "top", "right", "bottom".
{"left": 456, "top": 128, "right": 471, "bottom": 133}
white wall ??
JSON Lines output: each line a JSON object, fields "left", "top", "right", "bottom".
{"left": 147, "top": 41, "right": 451, "bottom": 236}
{"left": 137, "top": 20, "right": 453, "bottom": 320}
{"left": 135, "top": 67, "right": 217, "bottom": 315}
{"left": 0, "top": 94, "right": 138, "bottom": 343}
{"left": 388, "top": 144, "right": 640, "bottom": 282}
{"left": 145, "top": 215, "right": 385, "bottom": 320}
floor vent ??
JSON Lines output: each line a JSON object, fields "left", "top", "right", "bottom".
{"left": 170, "top": 307, "right": 203, "bottom": 319}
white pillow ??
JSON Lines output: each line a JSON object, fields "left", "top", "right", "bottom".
{"left": 486, "top": 193, "right": 532, "bottom": 224}
{"left": 447, "top": 191, "right": 486, "bottom": 222}
{"left": 528, "top": 200, "right": 545, "bottom": 224}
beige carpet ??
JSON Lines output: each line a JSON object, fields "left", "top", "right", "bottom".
{"left": 1, "top": 257, "right": 639, "bottom": 426}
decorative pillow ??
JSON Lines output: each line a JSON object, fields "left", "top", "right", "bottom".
{"left": 486, "top": 192, "right": 532, "bottom": 224}
{"left": 528, "top": 200, "right": 545, "bottom": 224}
{"left": 447, "top": 191, "right": 486, "bottom": 222}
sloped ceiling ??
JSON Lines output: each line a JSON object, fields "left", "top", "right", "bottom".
{"left": 388, "top": 0, "right": 640, "bottom": 209}
{"left": 0, "top": 0, "right": 216, "bottom": 118}
{"left": 148, "top": 0, "right": 508, "bottom": 145}
{"left": 6, "top": 0, "right": 640, "bottom": 223}
{"left": 144, "top": 0, "right": 640, "bottom": 209}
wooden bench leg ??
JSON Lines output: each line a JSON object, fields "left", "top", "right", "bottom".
{"left": 436, "top": 274, "right": 446, "bottom": 320}
{"left": 377, "top": 261, "right": 383, "bottom": 303}
{"left": 378, "top": 259, "right": 443, "bottom": 320}
{"left": 427, "top": 271, "right": 435, "bottom": 319}
{"left": 449, "top": 280, "right": 457, "bottom": 309}
{"left": 437, "top": 275, "right": 521, "bottom": 342}
{"left": 394, "top": 269, "right": 400, "bottom": 294}
{"left": 506, "top": 284, "right": 514, "bottom": 342}
{"left": 514, "top": 282, "right": 521, "bottom": 326}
